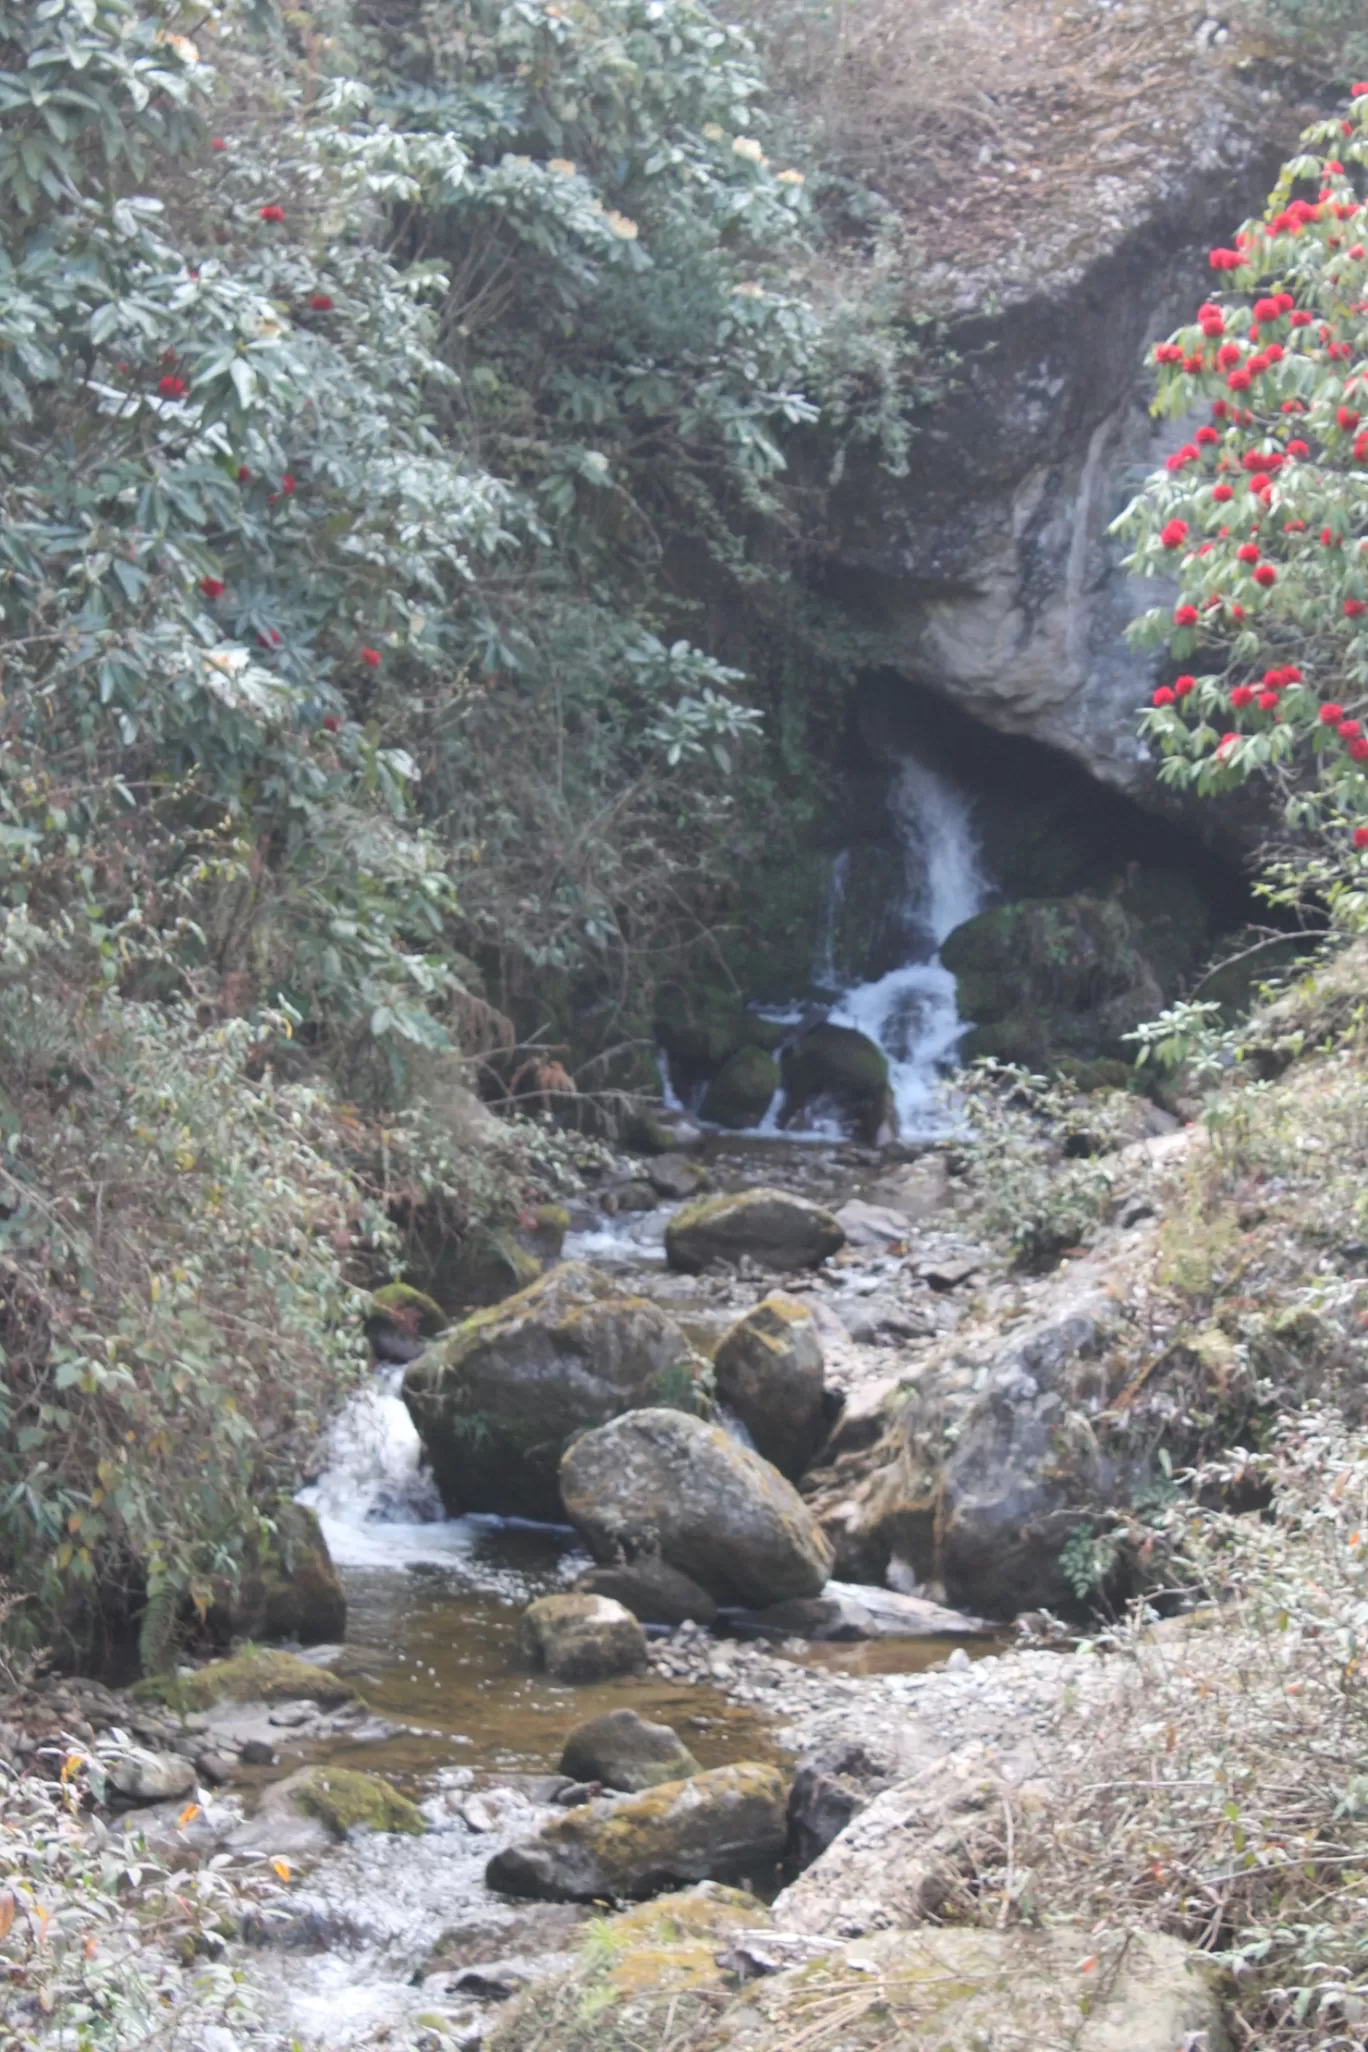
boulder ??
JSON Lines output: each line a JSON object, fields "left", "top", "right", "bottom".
{"left": 833, "top": 1199, "right": 911, "bottom": 1251}
{"left": 733, "top": 1584, "right": 990, "bottom": 1644}
{"left": 108, "top": 1749, "right": 197, "bottom": 1805}
{"left": 644, "top": 1154, "right": 710, "bottom": 1201}
{"left": 151, "top": 1646, "right": 358, "bottom": 1712}
{"left": 519, "top": 1594, "right": 648, "bottom": 1682}
{"left": 713, "top": 1296, "right": 827, "bottom": 1481}
{"left": 699, "top": 1046, "right": 779, "bottom": 1129}
{"left": 366, "top": 1281, "right": 448, "bottom": 1363}
{"left": 786, "top": 1736, "right": 906, "bottom": 1869}
{"left": 558, "top": 1709, "right": 700, "bottom": 1793}
{"left": 228, "top": 1766, "right": 423, "bottom": 1855}
{"left": 779, "top": 1024, "right": 893, "bottom": 1144}
{"left": 515, "top": 1204, "right": 569, "bottom": 1261}
{"left": 436, "top": 1223, "right": 544, "bottom": 1312}
{"left": 485, "top": 1762, "right": 788, "bottom": 1902}
{"left": 560, "top": 1408, "right": 834, "bottom": 1608}
{"left": 575, "top": 1556, "right": 718, "bottom": 1627}
{"left": 208, "top": 1502, "right": 346, "bottom": 1649}
{"left": 402, "top": 1263, "right": 702, "bottom": 1521}
{"left": 665, "top": 1190, "right": 845, "bottom": 1276}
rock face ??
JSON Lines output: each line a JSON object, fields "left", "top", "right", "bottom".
{"left": 713, "top": 1295, "right": 827, "bottom": 1481}
{"left": 575, "top": 1556, "right": 718, "bottom": 1627}
{"left": 519, "top": 1594, "right": 648, "bottom": 1682}
{"left": 665, "top": 1190, "right": 845, "bottom": 1276}
{"left": 558, "top": 1709, "right": 700, "bottom": 1793}
{"left": 779, "top": 1023, "right": 893, "bottom": 1144}
{"left": 560, "top": 1408, "right": 834, "bottom": 1608}
{"left": 209, "top": 1501, "right": 346, "bottom": 1649}
{"left": 402, "top": 1263, "right": 700, "bottom": 1521}
{"left": 485, "top": 1762, "right": 789, "bottom": 1901}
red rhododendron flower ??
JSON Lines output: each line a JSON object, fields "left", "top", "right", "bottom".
{"left": 1347, "top": 598, "right": 1368, "bottom": 616}
{"left": 1215, "top": 732, "right": 1240, "bottom": 759}
{"left": 1216, "top": 344, "right": 1242, "bottom": 369}
{"left": 1284, "top": 519, "right": 1307, "bottom": 532}
{"left": 1353, "top": 83, "right": 1368, "bottom": 94}
{"left": 281, "top": 473, "right": 296, "bottom": 494}
{"left": 1324, "top": 528, "right": 1344, "bottom": 546}
{"left": 1155, "top": 343, "right": 1183, "bottom": 364}
{"left": 237, "top": 465, "right": 250, "bottom": 482}
{"left": 309, "top": 293, "right": 334, "bottom": 311}
{"left": 1227, "top": 368, "right": 1252, "bottom": 391}
{"left": 1210, "top": 249, "right": 1245, "bottom": 270}
{"left": 1254, "top": 564, "right": 1277, "bottom": 587}
{"left": 1287, "top": 440, "right": 1310, "bottom": 458}
{"left": 1352, "top": 739, "right": 1368, "bottom": 762}
{"left": 1253, "top": 297, "right": 1281, "bottom": 322}
{"left": 200, "top": 576, "right": 225, "bottom": 599}
{"left": 1152, "top": 685, "right": 1176, "bottom": 707}
{"left": 1290, "top": 309, "right": 1313, "bottom": 326}
{"left": 260, "top": 204, "right": 285, "bottom": 222}
{"left": 1231, "top": 685, "right": 1255, "bottom": 708}
{"left": 1175, "top": 605, "right": 1199, "bottom": 626}
{"left": 158, "top": 374, "right": 187, "bottom": 397}
{"left": 1174, "top": 674, "right": 1196, "bottom": 696}
{"left": 1236, "top": 543, "right": 1260, "bottom": 563}
{"left": 1282, "top": 665, "right": 1303, "bottom": 683}
{"left": 360, "top": 646, "right": 382, "bottom": 668}
{"left": 1161, "top": 519, "right": 1189, "bottom": 548}
{"left": 1196, "top": 425, "right": 1220, "bottom": 445}
{"left": 1321, "top": 703, "right": 1346, "bottom": 723}
{"left": 1259, "top": 691, "right": 1280, "bottom": 711}
{"left": 1232, "top": 604, "right": 1246, "bottom": 619}
{"left": 1247, "top": 353, "right": 1271, "bottom": 375}
{"left": 1357, "top": 433, "right": 1368, "bottom": 460}
{"left": 1341, "top": 720, "right": 1363, "bottom": 740}
{"left": 1341, "top": 406, "right": 1362, "bottom": 430}
{"left": 1356, "top": 827, "right": 1368, "bottom": 847}
{"left": 1212, "top": 482, "right": 1234, "bottom": 502}
{"left": 323, "top": 715, "right": 339, "bottom": 733}
{"left": 211, "top": 137, "right": 226, "bottom": 151}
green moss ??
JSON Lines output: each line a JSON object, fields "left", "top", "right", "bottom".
{"left": 699, "top": 1046, "right": 779, "bottom": 1128}
{"left": 291, "top": 1767, "right": 425, "bottom": 1837}
{"left": 370, "top": 1282, "right": 448, "bottom": 1334}
{"left": 140, "top": 1646, "right": 359, "bottom": 1711}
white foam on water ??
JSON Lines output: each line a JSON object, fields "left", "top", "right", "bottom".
{"left": 298, "top": 1368, "right": 484, "bottom": 1569}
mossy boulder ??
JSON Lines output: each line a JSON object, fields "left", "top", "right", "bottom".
{"left": 402, "top": 1263, "right": 702, "bottom": 1521}
{"left": 665, "top": 1189, "right": 845, "bottom": 1275}
{"left": 655, "top": 986, "right": 786, "bottom": 1072}
{"left": 148, "top": 1646, "right": 359, "bottom": 1712}
{"left": 516, "top": 1204, "right": 570, "bottom": 1260}
{"left": 435, "top": 1224, "right": 544, "bottom": 1313}
{"left": 560, "top": 1407, "right": 834, "bottom": 1607}
{"left": 559, "top": 1709, "right": 700, "bottom": 1793}
{"left": 485, "top": 1761, "right": 789, "bottom": 1902}
{"left": 699, "top": 1046, "right": 779, "bottom": 1129}
{"left": 779, "top": 1024, "right": 893, "bottom": 1144}
{"left": 713, "top": 1295, "right": 828, "bottom": 1481}
{"left": 518, "top": 1593, "right": 648, "bottom": 1682}
{"left": 290, "top": 1766, "right": 426, "bottom": 1837}
{"left": 207, "top": 1502, "right": 346, "bottom": 1649}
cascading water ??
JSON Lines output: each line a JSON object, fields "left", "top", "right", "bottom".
{"left": 823, "top": 755, "right": 991, "bottom": 1137}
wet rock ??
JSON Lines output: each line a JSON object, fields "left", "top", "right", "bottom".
{"left": 519, "top": 1594, "right": 648, "bottom": 1682}
{"left": 515, "top": 1203, "right": 569, "bottom": 1261}
{"left": 207, "top": 1501, "right": 346, "bottom": 1649}
{"left": 433, "top": 1223, "right": 544, "bottom": 1313}
{"left": 665, "top": 1190, "right": 845, "bottom": 1276}
{"left": 600, "top": 1179, "right": 658, "bottom": 1214}
{"left": 195, "top": 1748, "right": 234, "bottom": 1786}
{"left": 365, "top": 1281, "right": 448, "bottom": 1365}
{"left": 713, "top": 1295, "right": 827, "bottom": 1481}
{"left": 645, "top": 1154, "right": 710, "bottom": 1201}
{"left": 559, "top": 1710, "right": 700, "bottom": 1794}
{"left": 561, "top": 1408, "right": 834, "bottom": 1607}
{"left": 403, "top": 1263, "right": 703, "bottom": 1521}
{"left": 575, "top": 1556, "right": 718, "bottom": 1627}
{"left": 290, "top": 1766, "right": 426, "bottom": 1837}
{"left": 160, "top": 1647, "right": 359, "bottom": 1712}
{"left": 240, "top": 1739, "right": 277, "bottom": 1766}
{"left": 108, "top": 1749, "right": 197, "bottom": 1805}
{"left": 780, "top": 1024, "right": 893, "bottom": 1145}
{"left": 485, "top": 1762, "right": 789, "bottom": 1902}
{"left": 700, "top": 1046, "right": 780, "bottom": 1130}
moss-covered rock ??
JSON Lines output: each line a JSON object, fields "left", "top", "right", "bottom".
{"left": 370, "top": 1282, "right": 448, "bottom": 1333}
{"left": 713, "top": 1295, "right": 827, "bottom": 1481}
{"left": 290, "top": 1766, "right": 426, "bottom": 1837}
{"left": 206, "top": 1502, "right": 346, "bottom": 1649}
{"left": 516, "top": 1204, "right": 570, "bottom": 1260}
{"left": 519, "top": 1593, "right": 648, "bottom": 1682}
{"left": 402, "top": 1263, "right": 702, "bottom": 1521}
{"left": 146, "top": 1646, "right": 359, "bottom": 1711}
{"left": 665, "top": 1189, "right": 845, "bottom": 1275}
{"left": 560, "top": 1407, "right": 834, "bottom": 1607}
{"left": 485, "top": 1761, "right": 789, "bottom": 1901}
{"left": 779, "top": 1024, "right": 893, "bottom": 1144}
{"left": 699, "top": 1045, "right": 779, "bottom": 1129}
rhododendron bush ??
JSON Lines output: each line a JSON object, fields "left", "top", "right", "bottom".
{"left": 1120, "top": 86, "right": 1368, "bottom": 873}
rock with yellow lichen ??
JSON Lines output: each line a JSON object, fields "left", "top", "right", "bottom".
{"left": 713, "top": 1294, "right": 828, "bottom": 1479}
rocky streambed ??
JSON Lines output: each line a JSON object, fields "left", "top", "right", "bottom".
{"left": 3, "top": 1114, "right": 1214, "bottom": 2049}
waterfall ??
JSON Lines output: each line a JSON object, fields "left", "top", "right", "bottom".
{"left": 823, "top": 756, "right": 991, "bottom": 1138}
{"left": 298, "top": 1367, "right": 478, "bottom": 1568}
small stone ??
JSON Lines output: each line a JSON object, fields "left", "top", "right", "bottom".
{"left": 109, "top": 1749, "right": 198, "bottom": 1805}
{"left": 195, "top": 1750, "right": 234, "bottom": 1786}
{"left": 559, "top": 1709, "right": 700, "bottom": 1793}
{"left": 519, "top": 1593, "right": 648, "bottom": 1683}
{"left": 946, "top": 1647, "right": 972, "bottom": 1671}
{"left": 240, "top": 1739, "right": 277, "bottom": 1766}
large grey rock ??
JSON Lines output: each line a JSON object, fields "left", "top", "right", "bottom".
{"left": 109, "top": 1749, "right": 197, "bottom": 1805}
{"left": 519, "top": 1594, "right": 647, "bottom": 1683}
{"left": 713, "top": 1295, "right": 827, "bottom": 1481}
{"left": 402, "top": 1263, "right": 700, "bottom": 1521}
{"left": 735, "top": 1582, "right": 991, "bottom": 1644}
{"left": 560, "top": 1408, "right": 834, "bottom": 1608}
{"left": 558, "top": 1710, "right": 700, "bottom": 1793}
{"left": 787, "top": 1736, "right": 906, "bottom": 1869}
{"left": 665, "top": 1190, "right": 845, "bottom": 1275}
{"left": 207, "top": 1501, "right": 345, "bottom": 1649}
{"left": 485, "top": 1762, "right": 788, "bottom": 1901}
{"left": 575, "top": 1556, "right": 718, "bottom": 1627}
